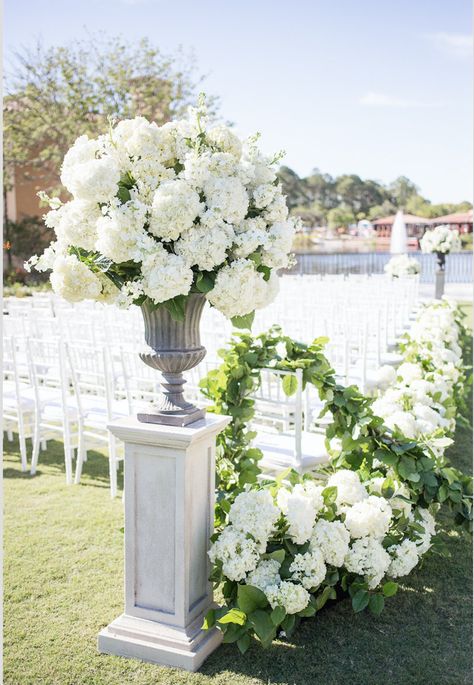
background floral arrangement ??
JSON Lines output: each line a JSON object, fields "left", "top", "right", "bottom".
{"left": 384, "top": 254, "right": 421, "bottom": 278}
{"left": 201, "top": 299, "right": 472, "bottom": 651}
{"left": 420, "top": 225, "right": 461, "bottom": 255}
{"left": 25, "top": 97, "right": 296, "bottom": 325}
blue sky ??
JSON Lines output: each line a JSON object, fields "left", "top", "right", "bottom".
{"left": 5, "top": 0, "right": 473, "bottom": 202}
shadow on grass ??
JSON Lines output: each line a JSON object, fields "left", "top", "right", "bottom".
{"left": 3, "top": 436, "right": 123, "bottom": 491}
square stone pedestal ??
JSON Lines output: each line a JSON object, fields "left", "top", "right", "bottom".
{"left": 98, "top": 414, "right": 230, "bottom": 672}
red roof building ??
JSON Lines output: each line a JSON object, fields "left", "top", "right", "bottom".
{"left": 430, "top": 210, "right": 473, "bottom": 234}
{"left": 371, "top": 213, "right": 432, "bottom": 238}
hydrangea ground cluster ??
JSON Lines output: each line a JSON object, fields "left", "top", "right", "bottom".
{"left": 202, "top": 299, "right": 472, "bottom": 652}
{"left": 384, "top": 254, "right": 421, "bottom": 278}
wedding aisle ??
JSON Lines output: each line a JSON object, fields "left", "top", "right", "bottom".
{"left": 3, "top": 373, "right": 472, "bottom": 685}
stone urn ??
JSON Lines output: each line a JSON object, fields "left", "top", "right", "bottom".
{"left": 137, "top": 293, "right": 207, "bottom": 426}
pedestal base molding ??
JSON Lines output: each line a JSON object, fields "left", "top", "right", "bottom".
{"left": 98, "top": 613, "right": 222, "bottom": 671}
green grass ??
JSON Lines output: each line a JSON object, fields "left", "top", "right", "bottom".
{"left": 4, "top": 380, "right": 473, "bottom": 685}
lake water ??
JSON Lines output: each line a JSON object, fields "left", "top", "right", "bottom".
{"left": 285, "top": 251, "right": 472, "bottom": 283}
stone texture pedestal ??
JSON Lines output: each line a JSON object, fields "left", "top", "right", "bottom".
{"left": 98, "top": 414, "right": 230, "bottom": 672}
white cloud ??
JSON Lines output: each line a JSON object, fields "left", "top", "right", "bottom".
{"left": 359, "top": 92, "right": 440, "bottom": 108}
{"left": 429, "top": 32, "right": 473, "bottom": 58}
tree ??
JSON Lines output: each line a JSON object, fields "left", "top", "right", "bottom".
{"left": 3, "top": 34, "right": 216, "bottom": 275}
{"left": 388, "top": 176, "right": 419, "bottom": 207}
{"left": 327, "top": 205, "right": 355, "bottom": 229}
{"left": 4, "top": 35, "right": 214, "bottom": 196}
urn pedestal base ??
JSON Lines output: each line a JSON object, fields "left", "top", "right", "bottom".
{"left": 98, "top": 414, "right": 231, "bottom": 673}
{"left": 137, "top": 406, "right": 205, "bottom": 427}
{"left": 98, "top": 612, "right": 222, "bottom": 672}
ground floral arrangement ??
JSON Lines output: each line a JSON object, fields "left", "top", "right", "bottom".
{"left": 384, "top": 254, "right": 421, "bottom": 278}
{"left": 420, "top": 225, "right": 461, "bottom": 255}
{"left": 201, "top": 299, "right": 472, "bottom": 652}
{"left": 25, "top": 97, "right": 295, "bottom": 326}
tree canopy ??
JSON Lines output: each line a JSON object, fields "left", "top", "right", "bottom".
{"left": 278, "top": 167, "right": 472, "bottom": 227}
{"left": 3, "top": 34, "right": 215, "bottom": 195}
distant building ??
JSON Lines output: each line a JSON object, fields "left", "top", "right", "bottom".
{"left": 430, "top": 210, "right": 473, "bottom": 234}
{"left": 371, "top": 213, "right": 431, "bottom": 239}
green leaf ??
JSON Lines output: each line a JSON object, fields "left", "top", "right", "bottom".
{"left": 202, "top": 609, "right": 215, "bottom": 630}
{"left": 195, "top": 271, "right": 215, "bottom": 293}
{"left": 217, "top": 608, "right": 247, "bottom": 626}
{"left": 237, "top": 585, "right": 268, "bottom": 614}
{"left": 298, "top": 604, "right": 316, "bottom": 617}
{"left": 281, "top": 614, "right": 296, "bottom": 635}
{"left": 352, "top": 589, "right": 370, "bottom": 613}
{"left": 271, "top": 605, "right": 286, "bottom": 625}
{"left": 322, "top": 485, "right": 338, "bottom": 505}
{"left": 237, "top": 633, "right": 251, "bottom": 654}
{"left": 249, "top": 609, "right": 275, "bottom": 643}
{"left": 231, "top": 312, "right": 255, "bottom": 329}
{"left": 368, "top": 594, "right": 385, "bottom": 615}
{"left": 116, "top": 185, "right": 131, "bottom": 203}
{"left": 265, "top": 549, "right": 286, "bottom": 564}
{"left": 162, "top": 295, "right": 187, "bottom": 322}
{"left": 382, "top": 581, "right": 398, "bottom": 597}
{"left": 282, "top": 374, "right": 298, "bottom": 396}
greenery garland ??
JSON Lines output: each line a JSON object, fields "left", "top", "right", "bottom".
{"left": 200, "top": 317, "right": 472, "bottom": 531}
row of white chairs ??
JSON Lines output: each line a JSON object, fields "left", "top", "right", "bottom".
{"left": 3, "top": 274, "right": 419, "bottom": 489}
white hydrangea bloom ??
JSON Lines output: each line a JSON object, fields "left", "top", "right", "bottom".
{"left": 61, "top": 135, "right": 120, "bottom": 202}
{"left": 228, "top": 490, "right": 280, "bottom": 550}
{"left": 309, "top": 519, "right": 350, "bottom": 567}
{"left": 206, "top": 259, "right": 277, "bottom": 318}
{"left": 261, "top": 221, "right": 296, "bottom": 269}
{"left": 343, "top": 495, "right": 392, "bottom": 540}
{"left": 174, "top": 221, "right": 234, "bottom": 271}
{"left": 50, "top": 254, "right": 102, "bottom": 303}
{"left": 208, "top": 526, "right": 259, "bottom": 581}
{"left": 141, "top": 247, "right": 193, "bottom": 304}
{"left": 183, "top": 150, "right": 238, "bottom": 187}
{"left": 277, "top": 484, "right": 319, "bottom": 545}
{"left": 374, "top": 365, "right": 397, "bottom": 390}
{"left": 203, "top": 176, "right": 249, "bottom": 224}
{"left": 266, "top": 581, "right": 310, "bottom": 614}
{"left": 246, "top": 559, "right": 281, "bottom": 592}
{"left": 397, "top": 362, "right": 423, "bottom": 384}
{"left": 383, "top": 410, "right": 418, "bottom": 439}
{"left": 149, "top": 179, "right": 204, "bottom": 241}
{"left": 44, "top": 199, "right": 101, "bottom": 251}
{"left": 290, "top": 549, "right": 326, "bottom": 590}
{"left": 253, "top": 183, "right": 278, "bottom": 209}
{"left": 207, "top": 124, "right": 243, "bottom": 158}
{"left": 262, "top": 194, "right": 289, "bottom": 223}
{"left": 116, "top": 280, "right": 145, "bottom": 309}
{"left": 388, "top": 539, "right": 420, "bottom": 578}
{"left": 413, "top": 508, "right": 436, "bottom": 554}
{"left": 96, "top": 201, "right": 150, "bottom": 263}
{"left": 344, "top": 536, "right": 391, "bottom": 590}
{"left": 327, "top": 469, "right": 368, "bottom": 508}
{"left": 95, "top": 274, "right": 119, "bottom": 304}
{"left": 113, "top": 117, "right": 176, "bottom": 164}
{"left": 232, "top": 218, "right": 268, "bottom": 258}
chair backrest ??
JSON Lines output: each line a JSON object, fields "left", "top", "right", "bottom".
{"left": 251, "top": 367, "right": 303, "bottom": 462}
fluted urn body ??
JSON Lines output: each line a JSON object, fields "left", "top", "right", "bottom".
{"left": 137, "top": 293, "right": 207, "bottom": 426}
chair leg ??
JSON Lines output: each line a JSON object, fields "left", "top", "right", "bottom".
{"left": 30, "top": 418, "right": 41, "bottom": 476}
{"left": 63, "top": 426, "right": 73, "bottom": 485}
{"left": 74, "top": 431, "right": 86, "bottom": 485}
{"left": 41, "top": 439, "right": 47, "bottom": 451}
{"left": 108, "top": 435, "right": 118, "bottom": 499}
{"left": 7, "top": 429, "right": 13, "bottom": 441}
{"left": 18, "top": 432, "right": 28, "bottom": 472}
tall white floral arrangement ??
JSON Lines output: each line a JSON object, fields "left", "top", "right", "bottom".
{"left": 26, "top": 97, "right": 296, "bottom": 326}
{"left": 420, "top": 225, "right": 461, "bottom": 255}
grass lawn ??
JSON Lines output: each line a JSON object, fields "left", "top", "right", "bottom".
{"left": 3, "top": 351, "right": 473, "bottom": 684}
